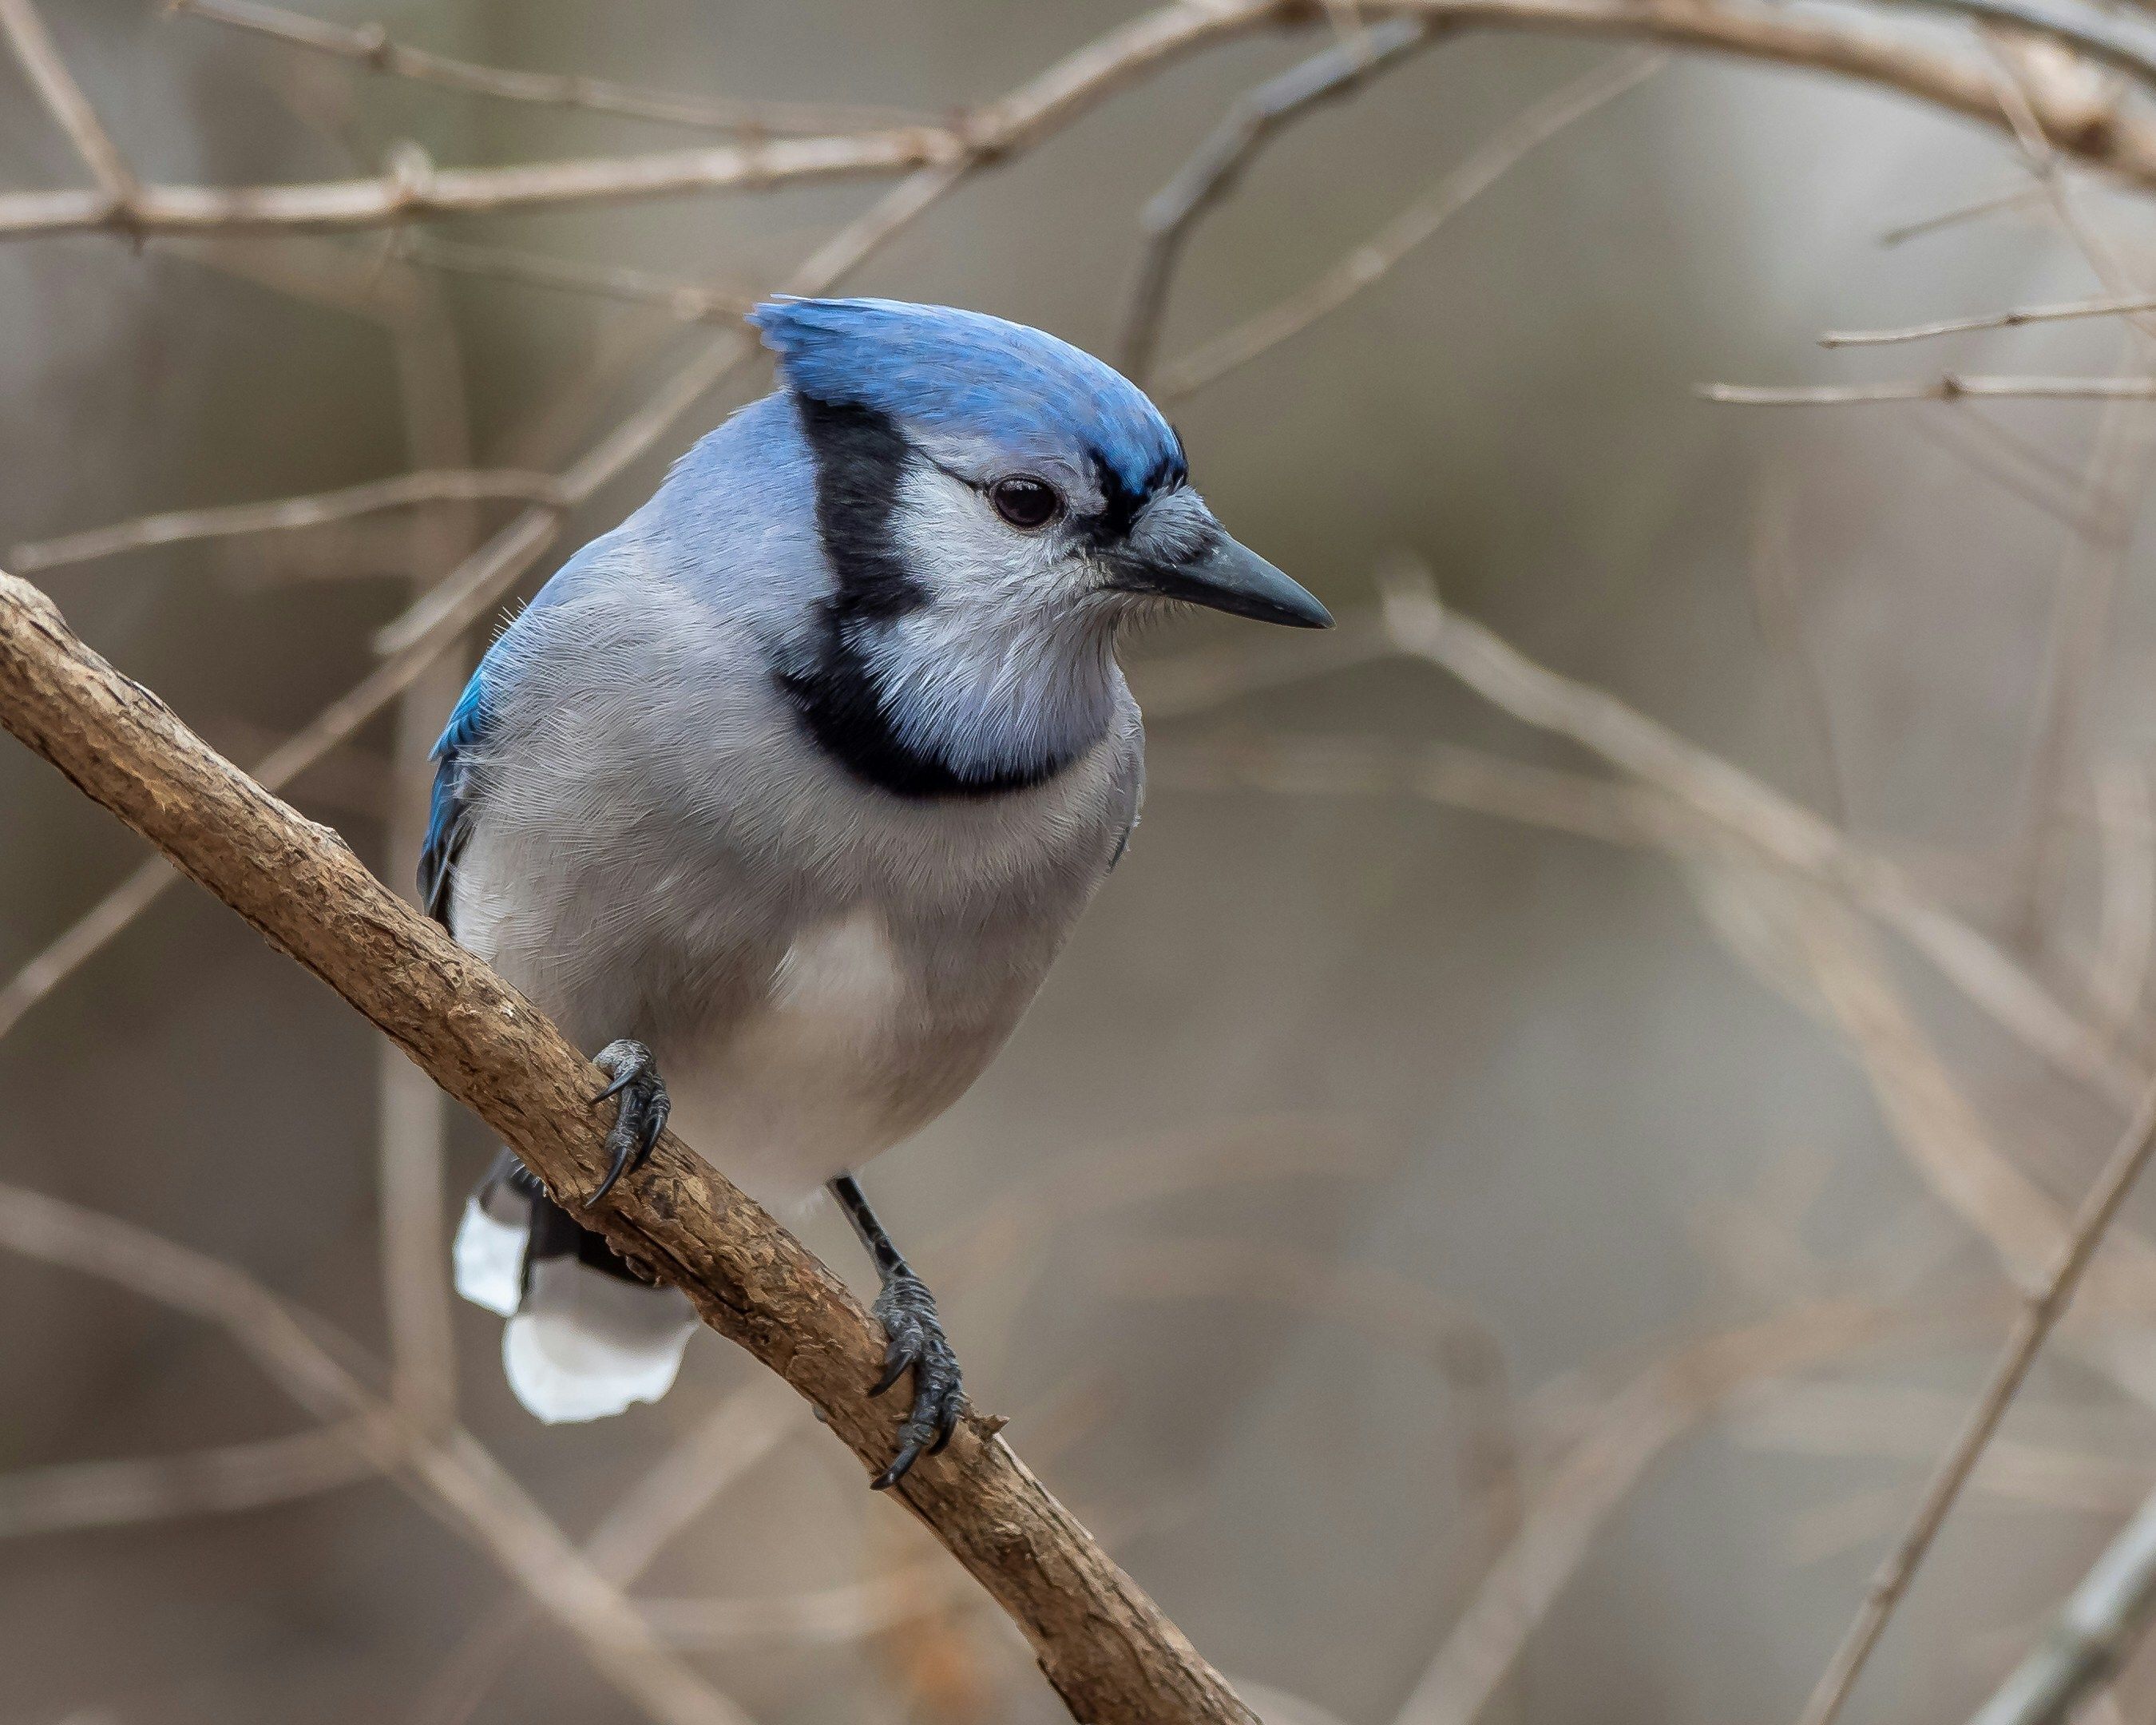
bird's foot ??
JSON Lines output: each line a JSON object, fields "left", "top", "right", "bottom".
{"left": 589, "top": 1039, "right": 669, "bottom": 1204}
{"left": 869, "top": 1267, "right": 963, "bottom": 1489}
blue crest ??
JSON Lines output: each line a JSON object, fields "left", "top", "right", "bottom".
{"left": 748, "top": 297, "right": 1185, "bottom": 501}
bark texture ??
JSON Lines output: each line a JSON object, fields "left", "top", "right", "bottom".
{"left": 0, "top": 569, "right": 1257, "bottom": 1725}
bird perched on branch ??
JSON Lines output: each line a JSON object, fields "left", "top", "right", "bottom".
{"left": 427, "top": 297, "right": 1330, "bottom": 1486}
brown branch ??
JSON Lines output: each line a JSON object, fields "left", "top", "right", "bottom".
{"left": 0, "top": 0, "right": 139, "bottom": 215}
{"left": 1968, "top": 1480, "right": 2156, "bottom": 1725}
{"left": 0, "top": 1422, "right": 378, "bottom": 1538}
{"left": 8, "top": 468, "right": 567, "bottom": 573}
{"left": 1377, "top": 571, "right": 2149, "bottom": 1112}
{"left": 0, "top": 1179, "right": 751, "bottom": 1725}
{"left": 1821, "top": 289, "right": 2156, "bottom": 347}
{"left": 1156, "top": 50, "right": 1665, "bottom": 398}
{"left": 1793, "top": 1077, "right": 2156, "bottom": 1725}
{"left": 1878, "top": 180, "right": 2047, "bottom": 246}
{"left": 1703, "top": 375, "right": 2156, "bottom": 403}
{"left": 407, "top": 236, "right": 754, "bottom": 323}
{"left": 10, "top": 0, "right": 2156, "bottom": 240}
{"left": 1389, "top": 1302, "right": 1895, "bottom": 1725}
{"left": 166, "top": 0, "right": 936, "bottom": 135}
{"left": 0, "top": 0, "right": 1257, "bottom": 240}
{"left": 0, "top": 565, "right": 1258, "bottom": 1725}
{"left": 410, "top": 1387, "right": 801, "bottom": 1725}
{"left": 1116, "top": 15, "right": 1444, "bottom": 382}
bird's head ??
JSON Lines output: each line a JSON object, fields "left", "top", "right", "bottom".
{"left": 748, "top": 297, "right": 1332, "bottom": 637}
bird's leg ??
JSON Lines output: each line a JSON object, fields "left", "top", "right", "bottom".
{"left": 829, "top": 1172, "right": 963, "bottom": 1489}
{"left": 589, "top": 1039, "right": 670, "bottom": 1203}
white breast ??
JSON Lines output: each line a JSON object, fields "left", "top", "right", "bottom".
{"left": 658, "top": 906, "right": 928, "bottom": 1213}
{"left": 768, "top": 907, "right": 910, "bottom": 1025}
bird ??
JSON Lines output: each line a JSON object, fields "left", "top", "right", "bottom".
{"left": 429, "top": 295, "right": 1331, "bottom": 1488}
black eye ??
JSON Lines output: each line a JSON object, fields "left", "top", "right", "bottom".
{"left": 989, "top": 475, "right": 1060, "bottom": 530}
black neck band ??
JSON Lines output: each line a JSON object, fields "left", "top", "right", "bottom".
{"left": 779, "top": 396, "right": 1072, "bottom": 799}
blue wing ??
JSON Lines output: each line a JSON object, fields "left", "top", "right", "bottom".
{"left": 418, "top": 665, "right": 493, "bottom": 928}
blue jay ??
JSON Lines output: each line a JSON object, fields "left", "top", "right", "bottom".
{"left": 430, "top": 298, "right": 1330, "bottom": 1486}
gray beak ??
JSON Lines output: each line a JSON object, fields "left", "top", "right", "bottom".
{"left": 1111, "top": 532, "right": 1334, "bottom": 629}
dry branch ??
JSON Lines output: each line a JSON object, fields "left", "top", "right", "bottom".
{"left": 168, "top": 0, "right": 933, "bottom": 135}
{"left": 0, "top": 1179, "right": 750, "bottom": 1725}
{"left": 1821, "top": 291, "right": 2156, "bottom": 347}
{"left": 1879, "top": 181, "right": 2048, "bottom": 245}
{"left": 0, "top": 0, "right": 139, "bottom": 214}
{"left": 408, "top": 235, "right": 753, "bottom": 323}
{"left": 1704, "top": 376, "right": 2156, "bottom": 403}
{"left": 410, "top": 1387, "right": 801, "bottom": 1725}
{"left": 1117, "top": 15, "right": 1442, "bottom": 382}
{"left": 0, "top": 1423, "right": 378, "bottom": 1539}
{"left": 1796, "top": 1078, "right": 2156, "bottom": 1725}
{"left": 1970, "top": 1482, "right": 2156, "bottom": 1725}
{"left": 1389, "top": 1302, "right": 1894, "bottom": 1725}
{"left": 1157, "top": 50, "right": 1664, "bottom": 399}
{"left": 1377, "top": 571, "right": 2146, "bottom": 1112}
{"left": 10, "top": 0, "right": 2156, "bottom": 240}
{"left": 8, "top": 469, "right": 566, "bottom": 573}
{"left": 0, "top": 565, "right": 1258, "bottom": 1725}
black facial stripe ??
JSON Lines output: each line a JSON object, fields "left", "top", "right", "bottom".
{"left": 780, "top": 395, "right": 1072, "bottom": 800}
{"left": 795, "top": 396, "right": 925, "bottom": 625}
{"left": 1087, "top": 443, "right": 1188, "bottom": 543}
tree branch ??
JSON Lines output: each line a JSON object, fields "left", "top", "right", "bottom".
{"left": 1116, "top": 15, "right": 1444, "bottom": 383}
{"left": 0, "top": 565, "right": 1258, "bottom": 1725}
{"left": 0, "top": 0, "right": 140, "bottom": 215}
{"left": 1156, "top": 50, "right": 1663, "bottom": 399}
{"left": 1968, "top": 1481, "right": 2156, "bottom": 1725}
{"left": 7, "top": 0, "right": 2156, "bottom": 240}
{"left": 1796, "top": 1077, "right": 2156, "bottom": 1725}
{"left": 166, "top": 0, "right": 935, "bottom": 136}
{"left": 8, "top": 468, "right": 566, "bottom": 573}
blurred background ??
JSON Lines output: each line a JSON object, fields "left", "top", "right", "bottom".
{"left": 10, "top": 2, "right": 2156, "bottom": 1721}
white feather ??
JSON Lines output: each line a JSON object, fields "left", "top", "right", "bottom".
{"left": 451, "top": 1195, "right": 526, "bottom": 1319}
{"left": 501, "top": 1259, "right": 697, "bottom": 1423}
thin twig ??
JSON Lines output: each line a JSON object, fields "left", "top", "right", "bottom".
{"left": 0, "top": 1180, "right": 752, "bottom": 1725}
{"left": 1890, "top": 0, "right": 2156, "bottom": 89}
{"left": 1793, "top": 1077, "right": 2156, "bottom": 1725}
{"left": 642, "top": 1567, "right": 951, "bottom": 1648}
{"left": 0, "top": 566, "right": 1262, "bottom": 1725}
{"left": 1116, "top": 15, "right": 1442, "bottom": 381}
{"left": 2, "top": 0, "right": 1258, "bottom": 240}
{"left": 167, "top": 0, "right": 936, "bottom": 134}
{"left": 1703, "top": 375, "right": 2156, "bottom": 403}
{"left": 8, "top": 469, "right": 566, "bottom": 573}
{"left": 2087, "top": 759, "right": 2156, "bottom": 1045}
{"left": 2001, "top": 356, "right": 2156, "bottom": 946}
{"left": 1389, "top": 1302, "right": 1894, "bottom": 1725}
{"left": 1878, "top": 181, "right": 2047, "bottom": 246}
{"left": 1823, "top": 289, "right": 2156, "bottom": 347}
{"left": 410, "top": 1388, "right": 800, "bottom": 1725}
{"left": 1377, "top": 569, "right": 2148, "bottom": 1112}
{"left": 1969, "top": 1481, "right": 2156, "bottom": 1724}
{"left": 7, "top": 0, "right": 2156, "bottom": 238}
{"left": 1905, "top": 406, "right": 2110, "bottom": 535}
{"left": 0, "top": 1423, "right": 378, "bottom": 1538}
{"left": 0, "top": 0, "right": 139, "bottom": 214}
{"left": 375, "top": 268, "right": 476, "bottom": 1435}
{"left": 1155, "top": 51, "right": 1664, "bottom": 398}
{"left": 406, "top": 235, "right": 754, "bottom": 322}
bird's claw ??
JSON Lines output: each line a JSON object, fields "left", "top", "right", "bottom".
{"left": 869, "top": 1267, "right": 963, "bottom": 1489}
{"left": 589, "top": 1038, "right": 668, "bottom": 1204}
